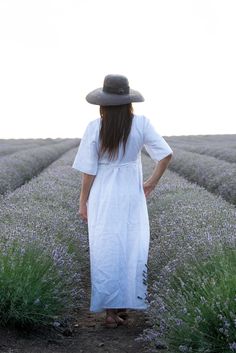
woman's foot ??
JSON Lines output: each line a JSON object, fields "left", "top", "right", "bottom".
{"left": 105, "top": 309, "right": 127, "bottom": 328}
{"left": 116, "top": 308, "right": 129, "bottom": 320}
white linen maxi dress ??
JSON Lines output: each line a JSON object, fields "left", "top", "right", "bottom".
{"left": 72, "top": 114, "right": 173, "bottom": 313}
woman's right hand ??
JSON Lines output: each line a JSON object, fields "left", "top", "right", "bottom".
{"left": 143, "top": 180, "right": 157, "bottom": 198}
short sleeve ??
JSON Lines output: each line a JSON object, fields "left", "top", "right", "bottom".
{"left": 72, "top": 122, "right": 98, "bottom": 175}
{"left": 143, "top": 117, "right": 173, "bottom": 162}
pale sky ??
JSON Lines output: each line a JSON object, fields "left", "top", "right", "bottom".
{"left": 0, "top": 0, "right": 236, "bottom": 138}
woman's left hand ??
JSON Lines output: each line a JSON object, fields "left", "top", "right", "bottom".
{"left": 78, "top": 202, "right": 88, "bottom": 223}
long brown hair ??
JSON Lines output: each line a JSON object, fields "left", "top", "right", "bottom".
{"left": 99, "top": 103, "right": 134, "bottom": 161}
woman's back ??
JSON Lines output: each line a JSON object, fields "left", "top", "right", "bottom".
{"left": 84, "top": 114, "right": 172, "bottom": 167}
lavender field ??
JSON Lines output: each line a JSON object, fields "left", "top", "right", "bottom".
{"left": 0, "top": 135, "right": 235, "bottom": 353}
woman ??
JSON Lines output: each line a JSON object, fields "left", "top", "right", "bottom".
{"left": 72, "top": 74, "right": 173, "bottom": 328}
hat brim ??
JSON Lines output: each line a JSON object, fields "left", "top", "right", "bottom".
{"left": 86, "top": 87, "right": 144, "bottom": 106}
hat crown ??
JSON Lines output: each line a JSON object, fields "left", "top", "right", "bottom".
{"left": 103, "top": 74, "right": 130, "bottom": 95}
{"left": 85, "top": 73, "right": 144, "bottom": 105}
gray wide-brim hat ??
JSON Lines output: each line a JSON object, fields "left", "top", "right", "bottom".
{"left": 86, "top": 74, "right": 144, "bottom": 106}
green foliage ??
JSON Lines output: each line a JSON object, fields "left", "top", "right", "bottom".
{"left": 0, "top": 240, "right": 71, "bottom": 328}
{"left": 164, "top": 246, "right": 236, "bottom": 352}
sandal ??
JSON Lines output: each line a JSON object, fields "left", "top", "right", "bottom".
{"left": 105, "top": 314, "right": 125, "bottom": 328}
{"left": 116, "top": 309, "right": 129, "bottom": 320}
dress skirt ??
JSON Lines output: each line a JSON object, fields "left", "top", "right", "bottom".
{"left": 87, "top": 158, "right": 150, "bottom": 312}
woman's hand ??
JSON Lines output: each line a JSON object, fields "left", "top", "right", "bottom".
{"left": 143, "top": 180, "right": 157, "bottom": 198}
{"left": 78, "top": 173, "right": 95, "bottom": 223}
{"left": 78, "top": 202, "right": 88, "bottom": 223}
{"left": 143, "top": 155, "right": 173, "bottom": 197}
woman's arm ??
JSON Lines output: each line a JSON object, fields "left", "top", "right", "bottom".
{"left": 79, "top": 173, "right": 96, "bottom": 222}
{"left": 143, "top": 153, "right": 173, "bottom": 197}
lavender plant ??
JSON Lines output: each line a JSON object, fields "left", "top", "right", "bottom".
{"left": 0, "top": 239, "right": 72, "bottom": 328}
{"left": 161, "top": 246, "right": 236, "bottom": 352}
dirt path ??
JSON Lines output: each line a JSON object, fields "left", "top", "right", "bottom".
{"left": 0, "top": 237, "right": 154, "bottom": 353}
{"left": 0, "top": 303, "right": 152, "bottom": 353}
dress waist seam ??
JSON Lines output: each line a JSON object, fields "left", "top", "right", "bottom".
{"left": 98, "top": 160, "right": 140, "bottom": 168}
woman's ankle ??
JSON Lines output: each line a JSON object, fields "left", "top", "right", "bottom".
{"left": 106, "top": 308, "right": 117, "bottom": 316}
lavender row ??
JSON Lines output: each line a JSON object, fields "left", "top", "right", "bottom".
{"left": 165, "top": 134, "right": 236, "bottom": 146}
{"left": 138, "top": 153, "right": 236, "bottom": 350}
{"left": 143, "top": 147, "right": 236, "bottom": 205}
{"left": 0, "top": 138, "right": 69, "bottom": 158}
{"left": 0, "top": 139, "right": 80, "bottom": 195}
{"left": 0, "top": 147, "right": 90, "bottom": 322}
{"left": 166, "top": 141, "right": 236, "bottom": 163}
